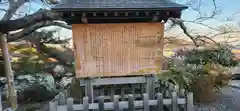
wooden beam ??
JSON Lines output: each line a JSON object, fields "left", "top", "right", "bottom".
{"left": 125, "top": 12, "right": 128, "bottom": 16}
{"left": 136, "top": 12, "right": 139, "bottom": 16}
{"left": 152, "top": 16, "right": 159, "bottom": 22}
{"left": 104, "top": 12, "right": 108, "bottom": 16}
{"left": 81, "top": 16, "right": 88, "bottom": 24}
{"left": 145, "top": 12, "right": 149, "bottom": 16}
{"left": 82, "top": 12, "right": 86, "bottom": 17}
{"left": 114, "top": 12, "right": 118, "bottom": 16}
{"left": 71, "top": 12, "right": 74, "bottom": 17}
{"left": 166, "top": 12, "right": 170, "bottom": 16}
{"left": 93, "top": 12, "right": 96, "bottom": 16}
{"left": 79, "top": 76, "right": 159, "bottom": 86}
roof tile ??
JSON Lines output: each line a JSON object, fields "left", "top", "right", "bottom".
{"left": 53, "top": 0, "right": 187, "bottom": 10}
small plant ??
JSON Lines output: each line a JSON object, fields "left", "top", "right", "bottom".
{"left": 158, "top": 65, "right": 210, "bottom": 91}
{"left": 158, "top": 45, "right": 238, "bottom": 99}
{"left": 158, "top": 66, "right": 194, "bottom": 91}
{"left": 183, "top": 45, "right": 238, "bottom": 67}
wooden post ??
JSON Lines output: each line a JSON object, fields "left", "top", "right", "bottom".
{"left": 49, "top": 101, "right": 57, "bottom": 111}
{"left": 110, "top": 86, "right": 115, "bottom": 101}
{"left": 83, "top": 97, "right": 89, "bottom": 111}
{"left": 0, "top": 91, "right": 2, "bottom": 111}
{"left": 156, "top": 93, "right": 163, "bottom": 111}
{"left": 98, "top": 96, "right": 104, "bottom": 111}
{"left": 131, "top": 84, "right": 138, "bottom": 99}
{"left": 164, "top": 88, "right": 170, "bottom": 110}
{"left": 179, "top": 89, "right": 185, "bottom": 111}
{"left": 67, "top": 98, "right": 74, "bottom": 111}
{"left": 0, "top": 33, "right": 18, "bottom": 109}
{"left": 113, "top": 95, "right": 120, "bottom": 111}
{"left": 143, "top": 94, "right": 149, "bottom": 111}
{"left": 171, "top": 92, "right": 177, "bottom": 111}
{"left": 145, "top": 75, "right": 155, "bottom": 111}
{"left": 120, "top": 87, "right": 125, "bottom": 101}
{"left": 85, "top": 78, "right": 94, "bottom": 103}
{"left": 145, "top": 75, "right": 154, "bottom": 99}
{"left": 186, "top": 92, "right": 193, "bottom": 111}
{"left": 59, "top": 92, "right": 66, "bottom": 105}
{"left": 128, "top": 94, "right": 134, "bottom": 111}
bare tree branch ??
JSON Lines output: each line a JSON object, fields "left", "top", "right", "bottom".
{"left": 0, "top": 8, "right": 7, "bottom": 12}
{"left": 169, "top": 17, "right": 198, "bottom": 46}
{"left": 7, "top": 20, "right": 71, "bottom": 42}
{"left": 209, "top": 30, "right": 240, "bottom": 38}
{"left": 168, "top": 17, "right": 230, "bottom": 47}
{"left": 0, "top": 1, "right": 8, "bottom": 4}
{"left": 0, "top": 9, "right": 62, "bottom": 33}
{"left": 195, "top": 35, "right": 217, "bottom": 44}
{"left": 184, "top": 0, "right": 225, "bottom": 23}
{"left": 183, "top": 20, "right": 220, "bottom": 31}
{"left": 2, "top": 0, "right": 27, "bottom": 20}
{"left": 167, "top": 0, "right": 239, "bottom": 47}
{"left": 169, "top": 16, "right": 240, "bottom": 47}
{"left": 45, "top": 0, "right": 59, "bottom": 4}
{"left": 193, "top": 0, "right": 221, "bottom": 22}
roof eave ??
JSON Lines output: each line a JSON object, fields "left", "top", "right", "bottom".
{"left": 51, "top": 6, "right": 188, "bottom": 12}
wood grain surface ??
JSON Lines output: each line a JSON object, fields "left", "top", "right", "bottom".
{"left": 72, "top": 23, "right": 164, "bottom": 78}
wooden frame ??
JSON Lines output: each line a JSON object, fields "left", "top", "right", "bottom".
{"left": 50, "top": 89, "right": 194, "bottom": 111}
{"left": 72, "top": 22, "right": 164, "bottom": 78}
{"left": 50, "top": 94, "right": 191, "bottom": 111}
{"left": 80, "top": 75, "right": 157, "bottom": 102}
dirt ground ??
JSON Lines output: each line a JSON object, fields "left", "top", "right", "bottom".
{"left": 194, "top": 86, "right": 240, "bottom": 111}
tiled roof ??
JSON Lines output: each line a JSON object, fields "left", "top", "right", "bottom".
{"left": 53, "top": 0, "right": 187, "bottom": 11}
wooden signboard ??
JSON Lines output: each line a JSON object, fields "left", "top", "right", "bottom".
{"left": 72, "top": 23, "right": 164, "bottom": 78}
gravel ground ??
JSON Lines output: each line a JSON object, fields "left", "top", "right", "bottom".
{"left": 194, "top": 86, "right": 240, "bottom": 111}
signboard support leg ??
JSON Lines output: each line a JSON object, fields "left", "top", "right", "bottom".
{"left": 145, "top": 75, "right": 155, "bottom": 99}
{"left": 84, "top": 78, "right": 94, "bottom": 103}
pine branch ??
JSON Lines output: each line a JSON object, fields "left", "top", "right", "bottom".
{"left": 7, "top": 20, "right": 71, "bottom": 42}
{"left": 0, "top": 9, "right": 62, "bottom": 33}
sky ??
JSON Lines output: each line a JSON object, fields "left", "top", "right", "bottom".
{"left": 0, "top": 0, "right": 240, "bottom": 41}
{"left": 179, "top": 0, "right": 240, "bottom": 22}
{"left": 168, "top": 0, "right": 240, "bottom": 37}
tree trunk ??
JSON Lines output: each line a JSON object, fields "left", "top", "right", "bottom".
{"left": 37, "top": 43, "right": 74, "bottom": 75}
{"left": 39, "top": 43, "right": 74, "bottom": 65}
{"left": 0, "top": 33, "right": 18, "bottom": 109}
